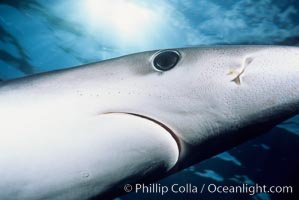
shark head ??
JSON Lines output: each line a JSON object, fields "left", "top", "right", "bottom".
{"left": 84, "top": 46, "right": 299, "bottom": 167}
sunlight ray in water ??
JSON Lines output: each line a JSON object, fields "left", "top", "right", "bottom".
{"left": 81, "top": 0, "right": 157, "bottom": 41}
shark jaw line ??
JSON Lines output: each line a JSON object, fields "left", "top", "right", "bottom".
{"left": 101, "top": 111, "right": 181, "bottom": 158}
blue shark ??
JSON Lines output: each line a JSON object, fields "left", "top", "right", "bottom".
{"left": 0, "top": 46, "right": 298, "bottom": 199}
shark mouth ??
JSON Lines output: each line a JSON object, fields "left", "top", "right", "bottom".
{"left": 102, "top": 112, "right": 181, "bottom": 154}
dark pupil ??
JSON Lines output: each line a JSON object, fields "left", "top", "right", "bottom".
{"left": 153, "top": 51, "right": 179, "bottom": 71}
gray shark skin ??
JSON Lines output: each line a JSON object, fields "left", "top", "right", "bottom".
{"left": 0, "top": 46, "right": 298, "bottom": 199}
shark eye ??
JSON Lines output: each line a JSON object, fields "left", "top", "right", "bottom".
{"left": 152, "top": 50, "right": 180, "bottom": 71}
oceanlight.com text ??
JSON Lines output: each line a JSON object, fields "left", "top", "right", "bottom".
{"left": 124, "top": 183, "right": 293, "bottom": 196}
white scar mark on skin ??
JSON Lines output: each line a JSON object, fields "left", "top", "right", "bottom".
{"left": 231, "top": 57, "right": 254, "bottom": 85}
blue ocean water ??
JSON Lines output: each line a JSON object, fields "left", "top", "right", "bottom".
{"left": 0, "top": 0, "right": 298, "bottom": 199}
